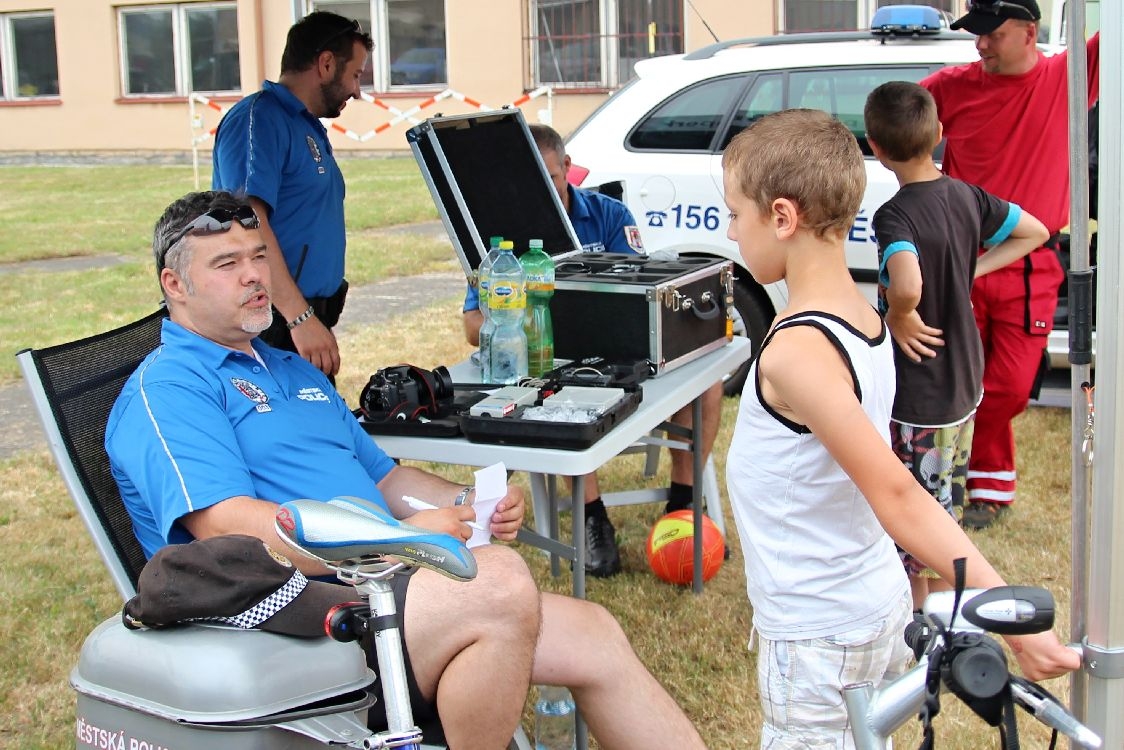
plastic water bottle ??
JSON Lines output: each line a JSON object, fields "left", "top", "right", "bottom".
{"left": 487, "top": 240, "right": 528, "bottom": 384}
{"left": 520, "top": 239, "right": 555, "bottom": 378}
{"left": 477, "top": 236, "right": 503, "bottom": 383}
{"left": 534, "top": 686, "right": 576, "bottom": 750}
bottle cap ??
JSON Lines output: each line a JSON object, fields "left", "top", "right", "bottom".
{"left": 500, "top": 240, "right": 515, "bottom": 250}
{"left": 489, "top": 236, "right": 504, "bottom": 248}
{"left": 529, "top": 239, "right": 543, "bottom": 250}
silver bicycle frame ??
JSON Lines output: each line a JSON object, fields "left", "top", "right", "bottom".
{"left": 843, "top": 657, "right": 930, "bottom": 750}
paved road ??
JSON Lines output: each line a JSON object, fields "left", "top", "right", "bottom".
{"left": 2, "top": 221, "right": 463, "bottom": 460}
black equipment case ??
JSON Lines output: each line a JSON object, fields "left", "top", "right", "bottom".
{"left": 405, "top": 109, "right": 735, "bottom": 375}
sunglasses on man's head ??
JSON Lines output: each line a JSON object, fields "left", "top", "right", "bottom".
{"left": 968, "top": 0, "right": 1037, "bottom": 20}
{"left": 316, "top": 18, "right": 363, "bottom": 53}
{"left": 164, "top": 205, "right": 260, "bottom": 263}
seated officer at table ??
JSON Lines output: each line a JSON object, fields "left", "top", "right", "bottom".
{"left": 105, "top": 190, "right": 706, "bottom": 750}
{"left": 463, "top": 123, "right": 724, "bottom": 579}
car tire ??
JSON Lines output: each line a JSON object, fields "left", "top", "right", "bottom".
{"left": 724, "top": 278, "right": 772, "bottom": 397}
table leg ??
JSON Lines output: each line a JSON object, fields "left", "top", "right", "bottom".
{"left": 530, "top": 472, "right": 562, "bottom": 578}
{"left": 571, "top": 474, "right": 586, "bottom": 600}
{"left": 691, "top": 395, "right": 704, "bottom": 594}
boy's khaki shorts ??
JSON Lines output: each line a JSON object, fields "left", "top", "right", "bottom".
{"left": 756, "top": 592, "right": 914, "bottom": 749}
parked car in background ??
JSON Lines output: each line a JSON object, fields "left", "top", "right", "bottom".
{"left": 565, "top": 11, "right": 1077, "bottom": 393}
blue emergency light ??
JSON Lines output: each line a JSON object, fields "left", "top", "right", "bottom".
{"left": 870, "top": 5, "right": 945, "bottom": 36}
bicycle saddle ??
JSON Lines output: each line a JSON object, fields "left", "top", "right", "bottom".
{"left": 275, "top": 496, "right": 477, "bottom": 582}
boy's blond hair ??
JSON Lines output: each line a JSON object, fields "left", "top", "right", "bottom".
{"left": 721, "top": 109, "right": 864, "bottom": 240}
{"left": 863, "top": 81, "right": 940, "bottom": 163}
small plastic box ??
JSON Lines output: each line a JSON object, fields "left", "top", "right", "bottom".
{"left": 542, "top": 386, "right": 626, "bottom": 415}
{"left": 469, "top": 386, "right": 541, "bottom": 418}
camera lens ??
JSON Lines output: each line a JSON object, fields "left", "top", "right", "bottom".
{"left": 431, "top": 365, "right": 454, "bottom": 400}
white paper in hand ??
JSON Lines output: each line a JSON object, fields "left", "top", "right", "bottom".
{"left": 467, "top": 462, "right": 508, "bottom": 548}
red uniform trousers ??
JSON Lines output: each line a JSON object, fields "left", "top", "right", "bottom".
{"left": 967, "top": 247, "right": 1064, "bottom": 505}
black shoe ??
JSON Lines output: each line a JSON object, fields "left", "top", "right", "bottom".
{"left": 584, "top": 513, "right": 621, "bottom": 578}
{"left": 961, "top": 501, "right": 1009, "bottom": 530}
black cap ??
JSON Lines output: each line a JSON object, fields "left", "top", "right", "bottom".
{"left": 123, "top": 535, "right": 358, "bottom": 637}
{"left": 951, "top": 0, "right": 1040, "bottom": 35}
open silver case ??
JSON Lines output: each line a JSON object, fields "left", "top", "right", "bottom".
{"left": 406, "top": 108, "right": 734, "bottom": 375}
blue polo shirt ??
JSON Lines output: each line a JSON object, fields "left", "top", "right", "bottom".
{"left": 106, "top": 320, "right": 396, "bottom": 558}
{"left": 212, "top": 81, "right": 347, "bottom": 299}
{"left": 463, "top": 185, "right": 643, "bottom": 311}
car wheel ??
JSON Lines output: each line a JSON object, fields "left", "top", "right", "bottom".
{"left": 724, "top": 279, "right": 771, "bottom": 397}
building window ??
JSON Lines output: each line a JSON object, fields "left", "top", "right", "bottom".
{"left": 119, "top": 3, "right": 241, "bottom": 97}
{"left": 528, "top": 0, "right": 684, "bottom": 90}
{"left": 308, "top": 0, "right": 448, "bottom": 91}
{"left": 783, "top": 0, "right": 858, "bottom": 31}
{"left": 0, "top": 12, "right": 60, "bottom": 100}
{"left": 783, "top": 0, "right": 956, "bottom": 32}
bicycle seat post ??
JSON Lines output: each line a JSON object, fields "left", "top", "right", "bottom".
{"left": 339, "top": 565, "right": 423, "bottom": 750}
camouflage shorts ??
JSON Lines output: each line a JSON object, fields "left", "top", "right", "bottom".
{"left": 890, "top": 418, "right": 974, "bottom": 576}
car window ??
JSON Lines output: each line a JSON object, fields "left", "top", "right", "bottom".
{"left": 788, "top": 66, "right": 935, "bottom": 155}
{"left": 628, "top": 75, "right": 748, "bottom": 151}
{"left": 720, "top": 74, "right": 783, "bottom": 150}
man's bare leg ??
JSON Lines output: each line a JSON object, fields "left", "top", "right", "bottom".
{"left": 403, "top": 545, "right": 541, "bottom": 749}
{"left": 532, "top": 592, "right": 706, "bottom": 750}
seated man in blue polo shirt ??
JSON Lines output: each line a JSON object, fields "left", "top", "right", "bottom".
{"left": 462, "top": 124, "right": 724, "bottom": 579}
{"left": 105, "top": 190, "right": 706, "bottom": 750}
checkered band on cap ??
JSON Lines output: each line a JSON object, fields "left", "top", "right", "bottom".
{"left": 205, "top": 569, "right": 309, "bottom": 629}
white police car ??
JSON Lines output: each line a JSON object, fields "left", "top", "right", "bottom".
{"left": 565, "top": 6, "right": 1070, "bottom": 393}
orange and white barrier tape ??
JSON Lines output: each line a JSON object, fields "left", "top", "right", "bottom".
{"left": 190, "top": 86, "right": 554, "bottom": 155}
{"left": 327, "top": 85, "right": 553, "bottom": 142}
{"left": 189, "top": 92, "right": 228, "bottom": 146}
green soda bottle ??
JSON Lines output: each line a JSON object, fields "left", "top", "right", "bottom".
{"left": 520, "top": 239, "right": 555, "bottom": 378}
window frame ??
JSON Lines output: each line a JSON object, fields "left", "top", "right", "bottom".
{"left": 527, "top": 0, "right": 685, "bottom": 91}
{"left": 778, "top": 0, "right": 958, "bottom": 33}
{"left": 306, "top": 0, "right": 450, "bottom": 92}
{"left": 0, "top": 10, "right": 60, "bottom": 102}
{"left": 117, "top": 1, "right": 242, "bottom": 99}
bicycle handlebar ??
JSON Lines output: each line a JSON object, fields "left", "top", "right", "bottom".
{"left": 843, "top": 585, "right": 1102, "bottom": 750}
{"left": 1009, "top": 678, "right": 1102, "bottom": 749}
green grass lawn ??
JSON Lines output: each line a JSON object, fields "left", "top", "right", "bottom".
{"left": 0, "top": 162, "right": 1084, "bottom": 749}
{"left": 0, "top": 159, "right": 454, "bottom": 383}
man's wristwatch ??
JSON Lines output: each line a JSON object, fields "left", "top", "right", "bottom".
{"left": 287, "top": 305, "right": 315, "bottom": 330}
{"left": 454, "top": 486, "right": 474, "bottom": 506}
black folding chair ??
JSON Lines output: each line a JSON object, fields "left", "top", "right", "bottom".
{"left": 16, "top": 307, "right": 168, "bottom": 600}
{"left": 17, "top": 308, "right": 532, "bottom": 749}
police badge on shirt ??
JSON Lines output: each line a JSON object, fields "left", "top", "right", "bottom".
{"left": 624, "top": 225, "right": 645, "bottom": 252}
{"left": 306, "top": 135, "right": 326, "bottom": 175}
{"left": 231, "top": 377, "right": 272, "bottom": 413}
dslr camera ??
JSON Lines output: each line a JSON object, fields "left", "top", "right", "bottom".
{"left": 360, "top": 364, "right": 454, "bottom": 422}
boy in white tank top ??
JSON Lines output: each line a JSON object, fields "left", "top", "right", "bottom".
{"left": 720, "top": 109, "right": 1078, "bottom": 748}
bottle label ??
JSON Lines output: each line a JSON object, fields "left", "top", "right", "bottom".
{"left": 489, "top": 283, "right": 526, "bottom": 310}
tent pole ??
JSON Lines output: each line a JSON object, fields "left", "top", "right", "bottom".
{"left": 1065, "top": 0, "right": 1091, "bottom": 736}
{"left": 1081, "top": 0, "right": 1124, "bottom": 746}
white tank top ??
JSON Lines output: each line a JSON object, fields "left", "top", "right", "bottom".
{"left": 727, "top": 311, "right": 909, "bottom": 640}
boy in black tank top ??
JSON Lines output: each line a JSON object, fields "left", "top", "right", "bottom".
{"left": 721, "top": 108, "right": 1075, "bottom": 747}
